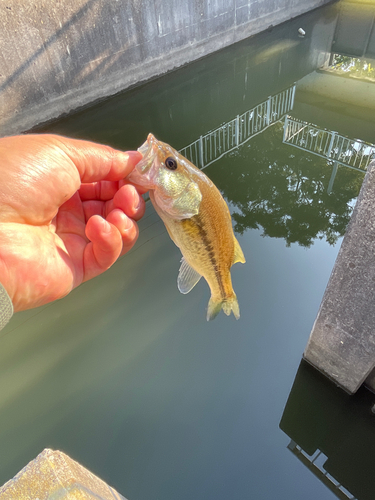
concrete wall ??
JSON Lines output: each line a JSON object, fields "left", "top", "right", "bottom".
{"left": 0, "top": 0, "right": 333, "bottom": 137}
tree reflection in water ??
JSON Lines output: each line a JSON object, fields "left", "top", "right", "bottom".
{"left": 208, "top": 121, "right": 365, "bottom": 248}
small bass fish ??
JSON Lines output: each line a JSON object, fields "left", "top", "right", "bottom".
{"left": 128, "top": 133, "right": 245, "bottom": 320}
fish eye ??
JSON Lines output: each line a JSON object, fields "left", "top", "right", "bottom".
{"left": 165, "top": 157, "right": 178, "bottom": 170}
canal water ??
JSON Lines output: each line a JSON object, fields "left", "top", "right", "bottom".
{"left": 1, "top": 1, "right": 375, "bottom": 499}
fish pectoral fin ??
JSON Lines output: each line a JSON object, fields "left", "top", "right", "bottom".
{"left": 177, "top": 257, "right": 202, "bottom": 294}
{"left": 233, "top": 236, "right": 246, "bottom": 264}
{"left": 155, "top": 181, "right": 202, "bottom": 220}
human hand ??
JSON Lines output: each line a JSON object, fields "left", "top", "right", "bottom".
{"left": 0, "top": 134, "right": 146, "bottom": 312}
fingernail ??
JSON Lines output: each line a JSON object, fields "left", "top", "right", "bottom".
{"left": 131, "top": 185, "right": 141, "bottom": 211}
{"left": 124, "top": 216, "right": 134, "bottom": 231}
{"left": 101, "top": 219, "right": 112, "bottom": 233}
{"left": 122, "top": 151, "right": 142, "bottom": 163}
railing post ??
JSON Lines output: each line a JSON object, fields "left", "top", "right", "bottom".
{"left": 283, "top": 116, "right": 290, "bottom": 143}
{"left": 327, "top": 131, "right": 337, "bottom": 160}
{"left": 327, "top": 161, "right": 339, "bottom": 194}
{"left": 290, "top": 83, "right": 296, "bottom": 111}
{"left": 199, "top": 136, "right": 204, "bottom": 169}
{"left": 235, "top": 115, "right": 240, "bottom": 147}
{"left": 266, "top": 96, "right": 271, "bottom": 126}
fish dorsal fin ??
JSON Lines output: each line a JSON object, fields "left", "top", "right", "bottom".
{"left": 177, "top": 257, "right": 202, "bottom": 294}
{"left": 233, "top": 236, "right": 246, "bottom": 264}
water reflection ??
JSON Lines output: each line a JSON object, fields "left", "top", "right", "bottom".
{"left": 280, "top": 361, "right": 375, "bottom": 500}
{"left": 330, "top": 55, "right": 375, "bottom": 80}
{"left": 332, "top": 0, "right": 375, "bottom": 59}
{"left": 179, "top": 85, "right": 296, "bottom": 170}
{"left": 179, "top": 83, "right": 372, "bottom": 247}
{"left": 208, "top": 122, "right": 363, "bottom": 247}
{"left": 283, "top": 117, "right": 375, "bottom": 172}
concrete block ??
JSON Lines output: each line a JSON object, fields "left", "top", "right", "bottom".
{"left": 304, "top": 160, "right": 375, "bottom": 393}
{"left": 365, "top": 366, "right": 375, "bottom": 392}
{"left": 0, "top": 449, "right": 126, "bottom": 500}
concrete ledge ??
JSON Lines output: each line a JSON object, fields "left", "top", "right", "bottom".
{"left": 304, "top": 160, "right": 375, "bottom": 393}
{"left": 0, "top": 448, "right": 126, "bottom": 499}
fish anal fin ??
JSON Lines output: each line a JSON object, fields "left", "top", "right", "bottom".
{"left": 233, "top": 236, "right": 246, "bottom": 265}
{"left": 178, "top": 257, "right": 202, "bottom": 294}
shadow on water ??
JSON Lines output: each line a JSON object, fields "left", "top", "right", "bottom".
{"left": 280, "top": 360, "right": 375, "bottom": 500}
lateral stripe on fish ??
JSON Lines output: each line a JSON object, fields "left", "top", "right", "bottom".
{"left": 187, "top": 214, "right": 226, "bottom": 299}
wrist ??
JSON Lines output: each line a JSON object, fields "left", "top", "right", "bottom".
{"left": 0, "top": 225, "right": 25, "bottom": 312}
{"left": 0, "top": 279, "right": 13, "bottom": 330}
{"left": 0, "top": 255, "right": 13, "bottom": 303}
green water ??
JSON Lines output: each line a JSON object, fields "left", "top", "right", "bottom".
{"left": 1, "top": 2, "right": 375, "bottom": 499}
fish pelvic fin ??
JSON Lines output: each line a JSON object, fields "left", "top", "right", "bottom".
{"left": 207, "top": 294, "right": 240, "bottom": 321}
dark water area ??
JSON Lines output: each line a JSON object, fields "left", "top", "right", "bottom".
{"left": 2, "top": 1, "right": 375, "bottom": 499}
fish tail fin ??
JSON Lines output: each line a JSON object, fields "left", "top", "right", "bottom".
{"left": 207, "top": 294, "right": 240, "bottom": 321}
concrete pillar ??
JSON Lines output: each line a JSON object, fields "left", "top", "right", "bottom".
{"left": 304, "top": 160, "right": 375, "bottom": 394}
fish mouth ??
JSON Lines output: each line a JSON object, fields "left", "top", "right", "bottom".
{"left": 127, "top": 133, "right": 159, "bottom": 187}
{"left": 137, "top": 134, "right": 157, "bottom": 170}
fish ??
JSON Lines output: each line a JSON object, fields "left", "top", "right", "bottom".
{"left": 128, "top": 133, "right": 246, "bottom": 320}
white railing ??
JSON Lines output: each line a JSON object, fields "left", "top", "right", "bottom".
{"left": 283, "top": 116, "right": 375, "bottom": 172}
{"left": 180, "top": 84, "right": 296, "bottom": 169}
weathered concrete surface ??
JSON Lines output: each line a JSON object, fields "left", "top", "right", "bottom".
{"left": 0, "top": 0, "right": 333, "bottom": 136}
{"left": 365, "top": 367, "right": 375, "bottom": 392}
{"left": 304, "top": 160, "right": 375, "bottom": 394}
{"left": 0, "top": 448, "right": 126, "bottom": 499}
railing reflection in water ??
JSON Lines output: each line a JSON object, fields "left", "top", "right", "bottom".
{"left": 288, "top": 441, "right": 357, "bottom": 500}
{"left": 282, "top": 116, "right": 375, "bottom": 193}
{"left": 283, "top": 116, "right": 375, "bottom": 172}
{"left": 180, "top": 85, "right": 296, "bottom": 169}
{"left": 179, "top": 86, "right": 375, "bottom": 195}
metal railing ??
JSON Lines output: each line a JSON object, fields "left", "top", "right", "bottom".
{"left": 180, "top": 84, "right": 296, "bottom": 169}
{"left": 283, "top": 116, "right": 375, "bottom": 172}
